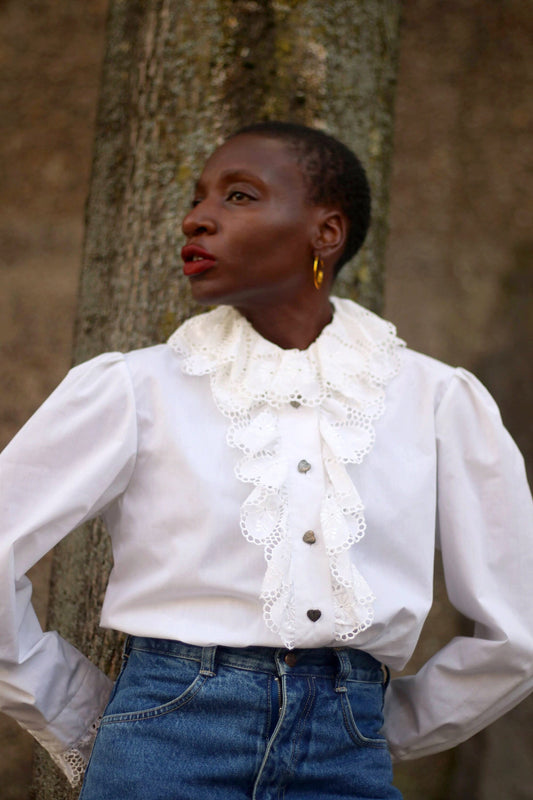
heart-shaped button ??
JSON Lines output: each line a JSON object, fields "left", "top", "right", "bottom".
{"left": 307, "top": 609, "right": 322, "bottom": 622}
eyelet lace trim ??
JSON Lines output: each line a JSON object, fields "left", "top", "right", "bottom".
{"left": 33, "top": 715, "right": 101, "bottom": 787}
{"left": 168, "top": 297, "right": 404, "bottom": 647}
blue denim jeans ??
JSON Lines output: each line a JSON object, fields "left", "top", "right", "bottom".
{"left": 80, "top": 637, "right": 403, "bottom": 799}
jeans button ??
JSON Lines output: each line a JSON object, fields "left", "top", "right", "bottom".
{"left": 284, "top": 652, "right": 298, "bottom": 667}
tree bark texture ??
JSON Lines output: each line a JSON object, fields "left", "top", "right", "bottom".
{"left": 32, "top": 2, "right": 400, "bottom": 796}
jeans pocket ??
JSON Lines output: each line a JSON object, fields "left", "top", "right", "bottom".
{"left": 340, "top": 679, "right": 388, "bottom": 748}
{"left": 101, "top": 649, "right": 208, "bottom": 724}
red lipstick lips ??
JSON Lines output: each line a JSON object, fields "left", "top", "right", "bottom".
{"left": 181, "top": 244, "right": 216, "bottom": 276}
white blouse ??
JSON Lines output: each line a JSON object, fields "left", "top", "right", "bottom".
{"left": 1, "top": 298, "right": 532, "bottom": 785}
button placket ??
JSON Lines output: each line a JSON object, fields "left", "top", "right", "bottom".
{"left": 280, "top": 404, "right": 331, "bottom": 644}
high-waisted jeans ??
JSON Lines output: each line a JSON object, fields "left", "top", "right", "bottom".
{"left": 79, "top": 636, "right": 403, "bottom": 800}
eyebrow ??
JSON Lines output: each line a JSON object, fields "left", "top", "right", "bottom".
{"left": 194, "top": 169, "right": 266, "bottom": 192}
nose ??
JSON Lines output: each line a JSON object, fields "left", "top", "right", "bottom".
{"left": 181, "top": 201, "right": 217, "bottom": 238}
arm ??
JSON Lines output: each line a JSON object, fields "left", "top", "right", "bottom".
{"left": 0, "top": 352, "right": 137, "bottom": 783}
{"left": 383, "top": 368, "right": 533, "bottom": 760}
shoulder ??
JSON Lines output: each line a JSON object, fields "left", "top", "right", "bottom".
{"left": 122, "top": 342, "right": 176, "bottom": 374}
{"left": 398, "top": 346, "right": 501, "bottom": 415}
{"left": 72, "top": 335, "right": 209, "bottom": 395}
{"left": 121, "top": 341, "right": 211, "bottom": 406}
{"left": 60, "top": 344, "right": 188, "bottom": 407}
{"left": 394, "top": 347, "right": 511, "bottom": 457}
{"left": 400, "top": 347, "right": 456, "bottom": 395}
{"left": 330, "top": 297, "right": 475, "bottom": 410}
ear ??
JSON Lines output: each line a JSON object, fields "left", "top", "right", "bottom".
{"left": 311, "top": 208, "right": 348, "bottom": 268}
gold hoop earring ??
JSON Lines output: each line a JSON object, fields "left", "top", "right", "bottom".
{"left": 313, "top": 255, "right": 324, "bottom": 290}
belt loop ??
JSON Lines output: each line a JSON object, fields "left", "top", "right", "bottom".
{"left": 334, "top": 648, "right": 351, "bottom": 693}
{"left": 200, "top": 645, "right": 217, "bottom": 676}
{"left": 123, "top": 635, "right": 132, "bottom": 658}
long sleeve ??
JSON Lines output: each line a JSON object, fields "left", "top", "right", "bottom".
{"left": 383, "top": 367, "right": 533, "bottom": 760}
{"left": 0, "top": 352, "right": 138, "bottom": 782}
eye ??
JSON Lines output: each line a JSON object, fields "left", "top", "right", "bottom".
{"left": 227, "top": 190, "right": 253, "bottom": 203}
{"left": 190, "top": 197, "right": 202, "bottom": 208}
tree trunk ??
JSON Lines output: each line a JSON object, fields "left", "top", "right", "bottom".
{"left": 32, "top": 1, "right": 401, "bottom": 796}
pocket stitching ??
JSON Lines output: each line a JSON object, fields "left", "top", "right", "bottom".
{"left": 340, "top": 683, "right": 387, "bottom": 749}
{"left": 101, "top": 673, "right": 208, "bottom": 725}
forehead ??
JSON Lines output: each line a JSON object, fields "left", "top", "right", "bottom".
{"left": 198, "top": 135, "right": 307, "bottom": 193}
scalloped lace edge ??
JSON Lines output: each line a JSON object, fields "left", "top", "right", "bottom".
{"left": 32, "top": 715, "right": 101, "bottom": 787}
{"left": 168, "top": 298, "right": 404, "bottom": 647}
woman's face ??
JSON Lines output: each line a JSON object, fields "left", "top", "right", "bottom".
{"left": 181, "top": 134, "right": 324, "bottom": 311}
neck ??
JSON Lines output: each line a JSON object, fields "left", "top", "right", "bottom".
{"left": 235, "top": 296, "right": 334, "bottom": 350}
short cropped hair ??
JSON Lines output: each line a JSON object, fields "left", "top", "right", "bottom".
{"left": 229, "top": 121, "right": 371, "bottom": 273}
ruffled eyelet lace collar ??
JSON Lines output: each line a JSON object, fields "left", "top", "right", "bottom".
{"left": 168, "top": 297, "right": 404, "bottom": 648}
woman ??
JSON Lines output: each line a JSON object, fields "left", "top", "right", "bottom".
{"left": 1, "top": 122, "right": 532, "bottom": 799}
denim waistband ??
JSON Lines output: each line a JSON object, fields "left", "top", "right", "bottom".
{"left": 125, "top": 636, "right": 387, "bottom": 684}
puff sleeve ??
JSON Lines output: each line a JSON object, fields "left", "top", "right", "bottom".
{"left": 0, "top": 353, "right": 137, "bottom": 783}
{"left": 383, "top": 368, "right": 533, "bottom": 759}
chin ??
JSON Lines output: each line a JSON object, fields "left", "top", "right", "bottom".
{"left": 188, "top": 276, "right": 246, "bottom": 308}
{"left": 188, "top": 281, "right": 229, "bottom": 307}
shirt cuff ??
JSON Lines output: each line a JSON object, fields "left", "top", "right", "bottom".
{"left": 34, "top": 713, "right": 102, "bottom": 787}
{"left": 27, "top": 662, "right": 113, "bottom": 786}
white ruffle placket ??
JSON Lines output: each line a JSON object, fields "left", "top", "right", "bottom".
{"left": 168, "top": 297, "right": 404, "bottom": 648}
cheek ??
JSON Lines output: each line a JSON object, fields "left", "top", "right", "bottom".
{"left": 240, "top": 217, "right": 312, "bottom": 257}
{"left": 220, "top": 209, "right": 314, "bottom": 275}
{"left": 223, "top": 226, "right": 274, "bottom": 263}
